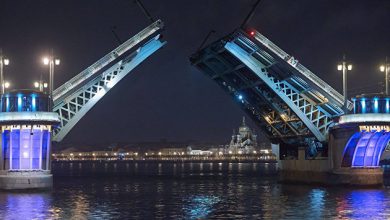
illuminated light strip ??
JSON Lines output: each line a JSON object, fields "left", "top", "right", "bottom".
{"left": 0, "top": 112, "right": 60, "bottom": 123}
{"left": 338, "top": 113, "right": 390, "bottom": 124}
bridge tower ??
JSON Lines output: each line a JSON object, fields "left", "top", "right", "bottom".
{"left": 328, "top": 94, "right": 390, "bottom": 185}
{"left": 0, "top": 90, "right": 59, "bottom": 189}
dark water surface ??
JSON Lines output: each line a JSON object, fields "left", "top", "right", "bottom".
{"left": 1, "top": 162, "right": 390, "bottom": 219}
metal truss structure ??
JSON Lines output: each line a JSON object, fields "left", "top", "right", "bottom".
{"left": 52, "top": 20, "right": 166, "bottom": 142}
{"left": 191, "top": 29, "right": 352, "bottom": 146}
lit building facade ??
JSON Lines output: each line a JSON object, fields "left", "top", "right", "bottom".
{"left": 0, "top": 90, "right": 59, "bottom": 189}
{"left": 227, "top": 117, "right": 257, "bottom": 154}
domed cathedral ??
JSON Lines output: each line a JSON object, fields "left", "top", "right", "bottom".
{"left": 227, "top": 117, "right": 257, "bottom": 154}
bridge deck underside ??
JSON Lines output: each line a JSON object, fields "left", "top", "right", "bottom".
{"left": 191, "top": 30, "right": 345, "bottom": 146}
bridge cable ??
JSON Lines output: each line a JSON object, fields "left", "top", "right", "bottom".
{"left": 241, "top": 0, "right": 262, "bottom": 29}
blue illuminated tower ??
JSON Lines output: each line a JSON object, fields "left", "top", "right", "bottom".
{"left": 0, "top": 90, "right": 59, "bottom": 189}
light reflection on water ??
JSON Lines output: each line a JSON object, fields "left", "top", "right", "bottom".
{"left": 1, "top": 163, "right": 390, "bottom": 219}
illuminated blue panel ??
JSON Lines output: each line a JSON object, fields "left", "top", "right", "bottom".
{"left": 373, "top": 133, "right": 390, "bottom": 166}
{"left": 32, "top": 129, "right": 42, "bottom": 169}
{"left": 17, "top": 95, "right": 22, "bottom": 112}
{"left": 341, "top": 132, "right": 362, "bottom": 167}
{"left": 31, "top": 94, "right": 37, "bottom": 111}
{"left": 6, "top": 97, "right": 9, "bottom": 112}
{"left": 363, "top": 131, "right": 383, "bottom": 166}
{"left": 2, "top": 130, "right": 10, "bottom": 170}
{"left": 11, "top": 129, "right": 20, "bottom": 169}
{"left": 352, "top": 132, "right": 374, "bottom": 166}
{"left": 343, "top": 131, "right": 390, "bottom": 167}
{"left": 361, "top": 99, "right": 366, "bottom": 113}
{"left": 20, "top": 129, "right": 31, "bottom": 169}
{"left": 387, "top": 99, "right": 389, "bottom": 113}
{"left": 374, "top": 98, "right": 379, "bottom": 113}
{"left": 1, "top": 128, "right": 50, "bottom": 170}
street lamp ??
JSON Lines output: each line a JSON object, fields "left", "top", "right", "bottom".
{"left": 34, "top": 81, "right": 48, "bottom": 92}
{"left": 0, "top": 50, "right": 10, "bottom": 94}
{"left": 42, "top": 53, "right": 60, "bottom": 110}
{"left": 4, "top": 81, "right": 10, "bottom": 89}
{"left": 337, "top": 55, "right": 352, "bottom": 111}
{"left": 380, "top": 57, "right": 390, "bottom": 95}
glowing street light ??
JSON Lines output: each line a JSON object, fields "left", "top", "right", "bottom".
{"left": 337, "top": 55, "right": 353, "bottom": 111}
{"left": 0, "top": 50, "right": 10, "bottom": 94}
{"left": 380, "top": 57, "right": 390, "bottom": 95}
{"left": 34, "top": 81, "right": 48, "bottom": 92}
{"left": 4, "top": 81, "right": 10, "bottom": 89}
{"left": 42, "top": 52, "right": 60, "bottom": 110}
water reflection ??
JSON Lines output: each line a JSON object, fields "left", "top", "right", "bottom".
{"left": 2, "top": 163, "right": 390, "bottom": 219}
{"left": 337, "top": 190, "right": 390, "bottom": 219}
{"left": 184, "top": 195, "right": 221, "bottom": 219}
{"left": 0, "top": 193, "right": 56, "bottom": 219}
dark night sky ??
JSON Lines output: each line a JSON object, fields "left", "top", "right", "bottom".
{"left": 1, "top": 0, "right": 390, "bottom": 146}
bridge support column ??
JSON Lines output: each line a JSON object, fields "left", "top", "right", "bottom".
{"left": 328, "top": 124, "right": 384, "bottom": 186}
{"left": 0, "top": 91, "right": 60, "bottom": 190}
{"left": 278, "top": 123, "right": 384, "bottom": 186}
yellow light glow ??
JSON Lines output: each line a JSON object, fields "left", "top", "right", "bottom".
{"left": 43, "top": 57, "right": 50, "bottom": 65}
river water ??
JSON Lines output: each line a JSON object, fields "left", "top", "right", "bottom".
{"left": 1, "top": 162, "right": 390, "bottom": 219}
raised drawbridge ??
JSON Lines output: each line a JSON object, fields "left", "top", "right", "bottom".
{"left": 190, "top": 29, "right": 352, "bottom": 147}
{"left": 52, "top": 20, "right": 166, "bottom": 142}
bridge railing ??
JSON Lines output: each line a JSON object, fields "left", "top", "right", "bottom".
{"left": 53, "top": 20, "right": 164, "bottom": 103}
{"left": 250, "top": 30, "right": 352, "bottom": 110}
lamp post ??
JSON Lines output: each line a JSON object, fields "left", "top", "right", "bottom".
{"left": 42, "top": 52, "right": 60, "bottom": 110}
{"left": 34, "top": 81, "right": 48, "bottom": 92}
{"left": 0, "top": 50, "right": 10, "bottom": 94}
{"left": 380, "top": 57, "right": 390, "bottom": 95}
{"left": 337, "top": 55, "right": 352, "bottom": 112}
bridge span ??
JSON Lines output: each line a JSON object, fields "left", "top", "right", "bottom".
{"left": 191, "top": 28, "right": 389, "bottom": 186}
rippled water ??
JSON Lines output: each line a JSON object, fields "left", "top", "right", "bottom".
{"left": 1, "top": 162, "right": 390, "bottom": 219}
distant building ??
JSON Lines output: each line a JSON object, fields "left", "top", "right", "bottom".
{"left": 227, "top": 117, "right": 257, "bottom": 154}
{"left": 160, "top": 148, "right": 185, "bottom": 156}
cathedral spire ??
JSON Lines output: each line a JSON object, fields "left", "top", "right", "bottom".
{"left": 242, "top": 116, "right": 246, "bottom": 126}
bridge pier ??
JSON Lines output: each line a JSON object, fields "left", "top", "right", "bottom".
{"left": 276, "top": 126, "right": 385, "bottom": 186}
{"left": 0, "top": 90, "right": 59, "bottom": 190}
{"left": 277, "top": 94, "right": 390, "bottom": 186}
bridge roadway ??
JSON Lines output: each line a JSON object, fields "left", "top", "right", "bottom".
{"left": 191, "top": 28, "right": 352, "bottom": 148}
{"left": 52, "top": 20, "right": 166, "bottom": 142}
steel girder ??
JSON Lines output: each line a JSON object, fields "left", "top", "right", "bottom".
{"left": 191, "top": 47, "right": 311, "bottom": 144}
{"left": 52, "top": 29, "right": 166, "bottom": 142}
{"left": 191, "top": 30, "right": 346, "bottom": 145}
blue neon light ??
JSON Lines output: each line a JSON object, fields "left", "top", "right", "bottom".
{"left": 2, "top": 128, "right": 50, "bottom": 170}
{"left": 374, "top": 98, "right": 379, "bottom": 113}
{"left": 31, "top": 94, "right": 36, "bottom": 111}
{"left": 238, "top": 94, "right": 243, "bottom": 100}
{"left": 386, "top": 99, "right": 389, "bottom": 113}
{"left": 342, "top": 131, "right": 390, "bottom": 167}
{"left": 6, "top": 97, "right": 9, "bottom": 112}
{"left": 361, "top": 99, "right": 366, "bottom": 113}
{"left": 17, "top": 94, "right": 22, "bottom": 112}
